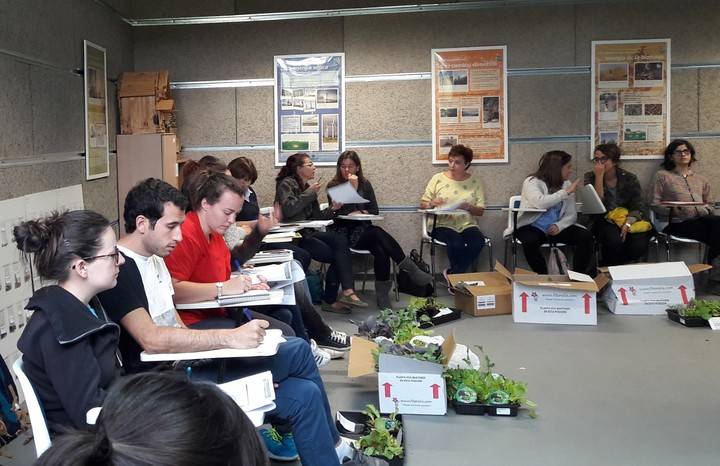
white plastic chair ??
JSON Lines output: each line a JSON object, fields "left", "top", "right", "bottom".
{"left": 419, "top": 212, "right": 493, "bottom": 293}
{"left": 649, "top": 209, "right": 705, "bottom": 262}
{"left": 502, "top": 195, "right": 567, "bottom": 269}
{"left": 13, "top": 357, "right": 51, "bottom": 458}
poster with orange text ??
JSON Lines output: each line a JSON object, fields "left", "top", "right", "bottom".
{"left": 432, "top": 46, "right": 507, "bottom": 164}
{"left": 591, "top": 39, "right": 670, "bottom": 159}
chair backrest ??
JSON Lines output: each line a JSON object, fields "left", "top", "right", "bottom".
{"left": 506, "top": 195, "right": 523, "bottom": 231}
{"left": 648, "top": 208, "right": 668, "bottom": 234}
{"left": 12, "top": 357, "right": 51, "bottom": 457}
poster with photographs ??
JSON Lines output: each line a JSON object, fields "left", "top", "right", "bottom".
{"left": 431, "top": 46, "right": 508, "bottom": 164}
{"left": 591, "top": 39, "right": 670, "bottom": 159}
{"left": 83, "top": 40, "right": 109, "bottom": 180}
{"left": 274, "top": 53, "right": 345, "bottom": 166}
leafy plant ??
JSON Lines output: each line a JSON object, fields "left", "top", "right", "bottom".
{"left": 372, "top": 339, "right": 444, "bottom": 366}
{"left": 358, "top": 404, "right": 404, "bottom": 460}
{"left": 444, "top": 347, "right": 538, "bottom": 418}
{"left": 669, "top": 299, "right": 720, "bottom": 321}
{"left": 357, "top": 306, "right": 431, "bottom": 344}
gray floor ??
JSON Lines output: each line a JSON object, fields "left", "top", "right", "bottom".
{"left": 3, "top": 285, "right": 719, "bottom": 466}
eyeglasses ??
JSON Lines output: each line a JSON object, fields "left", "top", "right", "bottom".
{"left": 673, "top": 149, "right": 691, "bottom": 156}
{"left": 83, "top": 247, "right": 122, "bottom": 265}
{"left": 592, "top": 156, "right": 609, "bottom": 164}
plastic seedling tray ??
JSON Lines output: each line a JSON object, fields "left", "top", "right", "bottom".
{"left": 666, "top": 309, "right": 708, "bottom": 327}
{"left": 452, "top": 400, "right": 486, "bottom": 415}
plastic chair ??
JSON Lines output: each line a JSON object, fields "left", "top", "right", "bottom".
{"left": 502, "top": 195, "right": 567, "bottom": 269}
{"left": 419, "top": 212, "right": 493, "bottom": 293}
{"left": 649, "top": 209, "right": 706, "bottom": 262}
{"left": 12, "top": 357, "right": 51, "bottom": 458}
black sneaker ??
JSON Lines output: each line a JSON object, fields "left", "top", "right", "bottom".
{"left": 316, "top": 330, "right": 351, "bottom": 352}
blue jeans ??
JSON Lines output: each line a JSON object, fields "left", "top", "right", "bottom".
{"left": 432, "top": 226, "right": 485, "bottom": 274}
{"left": 193, "top": 337, "right": 340, "bottom": 466}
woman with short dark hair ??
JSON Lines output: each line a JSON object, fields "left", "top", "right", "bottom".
{"left": 420, "top": 144, "right": 487, "bottom": 287}
{"left": 507, "top": 150, "right": 594, "bottom": 275}
{"left": 583, "top": 143, "right": 652, "bottom": 266}
{"left": 650, "top": 139, "right": 720, "bottom": 293}
{"left": 35, "top": 372, "right": 269, "bottom": 466}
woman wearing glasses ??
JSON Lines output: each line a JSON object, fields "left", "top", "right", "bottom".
{"left": 275, "top": 153, "right": 368, "bottom": 312}
{"left": 14, "top": 210, "right": 124, "bottom": 433}
{"left": 650, "top": 139, "right": 720, "bottom": 292}
{"left": 583, "top": 143, "right": 652, "bottom": 266}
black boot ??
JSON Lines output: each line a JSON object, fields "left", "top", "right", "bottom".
{"left": 375, "top": 280, "right": 393, "bottom": 309}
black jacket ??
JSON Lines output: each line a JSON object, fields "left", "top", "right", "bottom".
{"left": 582, "top": 167, "right": 647, "bottom": 228}
{"left": 17, "top": 286, "right": 121, "bottom": 433}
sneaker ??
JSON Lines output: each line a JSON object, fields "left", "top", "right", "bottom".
{"left": 310, "top": 339, "right": 331, "bottom": 367}
{"left": 316, "top": 330, "right": 351, "bottom": 352}
{"left": 258, "top": 426, "right": 299, "bottom": 462}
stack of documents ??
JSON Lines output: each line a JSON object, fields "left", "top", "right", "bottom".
{"left": 245, "top": 249, "right": 294, "bottom": 266}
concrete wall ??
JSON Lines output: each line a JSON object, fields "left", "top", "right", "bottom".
{"left": 0, "top": 0, "right": 134, "bottom": 220}
{"left": 132, "top": 0, "right": 720, "bottom": 268}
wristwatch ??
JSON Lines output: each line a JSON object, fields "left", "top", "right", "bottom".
{"left": 215, "top": 282, "right": 223, "bottom": 299}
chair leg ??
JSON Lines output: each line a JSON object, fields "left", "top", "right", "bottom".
{"left": 430, "top": 243, "right": 437, "bottom": 297}
{"left": 487, "top": 242, "right": 494, "bottom": 270}
{"left": 665, "top": 239, "right": 671, "bottom": 262}
{"left": 392, "top": 261, "right": 399, "bottom": 302}
{"left": 361, "top": 255, "right": 370, "bottom": 292}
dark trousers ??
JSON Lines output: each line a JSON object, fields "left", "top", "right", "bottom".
{"left": 431, "top": 226, "right": 485, "bottom": 274}
{"left": 516, "top": 224, "right": 594, "bottom": 275}
{"left": 295, "top": 279, "right": 332, "bottom": 340}
{"left": 261, "top": 242, "right": 312, "bottom": 271}
{"left": 593, "top": 221, "right": 653, "bottom": 267}
{"left": 299, "top": 231, "right": 354, "bottom": 303}
{"left": 664, "top": 215, "right": 720, "bottom": 262}
{"left": 189, "top": 311, "right": 295, "bottom": 336}
{"left": 353, "top": 226, "right": 405, "bottom": 281}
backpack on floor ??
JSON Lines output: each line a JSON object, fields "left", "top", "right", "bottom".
{"left": 306, "top": 269, "right": 324, "bottom": 304}
{"left": 547, "top": 246, "right": 568, "bottom": 275}
{"left": 397, "top": 270, "right": 434, "bottom": 297}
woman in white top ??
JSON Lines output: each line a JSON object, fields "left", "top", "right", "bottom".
{"left": 511, "top": 150, "right": 594, "bottom": 275}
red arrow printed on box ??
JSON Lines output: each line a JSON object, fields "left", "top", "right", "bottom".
{"left": 520, "top": 292, "right": 529, "bottom": 312}
{"left": 430, "top": 384, "right": 440, "bottom": 399}
{"left": 679, "top": 285, "right": 689, "bottom": 304}
{"left": 582, "top": 293, "right": 591, "bottom": 314}
{"left": 618, "top": 287, "right": 628, "bottom": 305}
{"left": 382, "top": 382, "right": 392, "bottom": 398}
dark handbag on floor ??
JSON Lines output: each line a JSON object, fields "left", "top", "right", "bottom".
{"left": 306, "top": 269, "right": 324, "bottom": 304}
{"left": 397, "top": 249, "right": 433, "bottom": 297}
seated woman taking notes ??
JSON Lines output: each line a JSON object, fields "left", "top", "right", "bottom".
{"left": 510, "top": 150, "right": 594, "bottom": 275}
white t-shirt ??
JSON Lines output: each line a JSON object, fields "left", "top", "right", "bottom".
{"left": 118, "top": 245, "right": 181, "bottom": 328}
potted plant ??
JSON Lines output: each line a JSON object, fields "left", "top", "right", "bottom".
{"left": 667, "top": 299, "right": 720, "bottom": 327}
{"left": 444, "top": 348, "right": 537, "bottom": 418}
{"left": 406, "top": 297, "right": 461, "bottom": 327}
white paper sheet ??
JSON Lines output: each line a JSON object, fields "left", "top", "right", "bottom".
{"left": 327, "top": 182, "right": 369, "bottom": 204}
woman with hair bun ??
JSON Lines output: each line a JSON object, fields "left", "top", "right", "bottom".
{"left": 14, "top": 210, "right": 124, "bottom": 433}
{"left": 35, "top": 371, "right": 270, "bottom": 466}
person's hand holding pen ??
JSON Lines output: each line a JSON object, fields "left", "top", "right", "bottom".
{"left": 225, "top": 309, "right": 269, "bottom": 349}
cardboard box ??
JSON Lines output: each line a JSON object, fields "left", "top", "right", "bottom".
{"left": 447, "top": 269, "right": 512, "bottom": 317}
{"left": 348, "top": 335, "right": 456, "bottom": 415}
{"left": 600, "top": 262, "right": 711, "bottom": 315}
{"left": 495, "top": 263, "right": 600, "bottom": 325}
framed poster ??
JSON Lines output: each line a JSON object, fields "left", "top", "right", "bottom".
{"left": 591, "top": 39, "right": 671, "bottom": 159}
{"left": 432, "top": 46, "right": 508, "bottom": 164}
{"left": 274, "top": 53, "right": 345, "bottom": 166}
{"left": 83, "top": 40, "right": 110, "bottom": 180}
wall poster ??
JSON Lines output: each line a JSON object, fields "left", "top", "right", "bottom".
{"left": 274, "top": 53, "right": 345, "bottom": 166}
{"left": 591, "top": 39, "right": 671, "bottom": 159}
{"left": 83, "top": 40, "right": 110, "bottom": 180}
{"left": 431, "top": 46, "right": 508, "bottom": 164}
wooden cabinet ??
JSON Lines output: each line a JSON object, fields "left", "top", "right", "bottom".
{"left": 117, "top": 133, "right": 181, "bottom": 234}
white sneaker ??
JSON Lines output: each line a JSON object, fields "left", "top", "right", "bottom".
{"left": 310, "top": 339, "right": 331, "bottom": 367}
